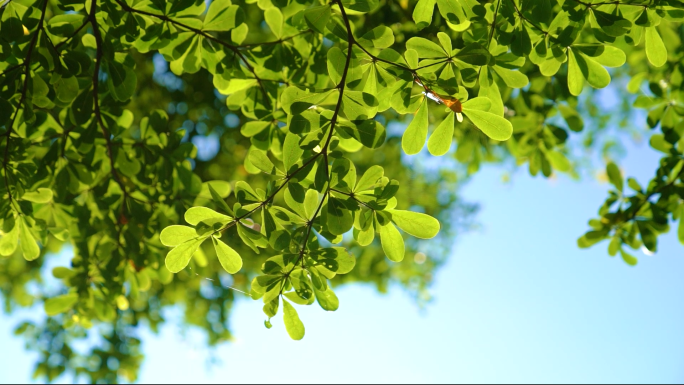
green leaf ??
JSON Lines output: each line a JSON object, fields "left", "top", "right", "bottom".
{"left": 678, "top": 206, "right": 684, "bottom": 245}
{"left": 402, "top": 99, "right": 429, "bottom": 155}
{"left": 608, "top": 237, "right": 620, "bottom": 257}
{"left": 406, "top": 37, "right": 447, "bottom": 58}
{"left": 592, "top": 9, "right": 631, "bottom": 37}
{"left": 327, "top": 198, "right": 354, "bottom": 236}
{"left": 428, "top": 112, "right": 454, "bottom": 156}
{"left": 580, "top": 54, "right": 611, "bottom": 90}
{"left": 358, "top": 26, "right": 395, "bottom": 49}
{"left": 304, "top": 190, "right": 320, "bottom": 219}
{"left": 208, "top": 185, "right": 234, "bottom": 216}
{"left": 241, "top": 121, "right": 271, "bottom": 137}
{"left": 342, "top": 91, "right": 378, "bottom": 121}
{"left": 437, "top": 32, "right": 452, "bottom": 55}
{"left": 620, "top": 250, "right": 638, "bottom": 266}
{"left": 379, "top": 222, "right": 405, "bottom": 262}
{"left": 21, "top": 188, "right": 53, "bottom": 203}
{"left": 185, "top": 207, "right": 233, "bottom": 226}
{"left": 19, "top": 218, "right": 40, "bottom": 261}
{"left": 52, "top": 267, "right": 77, "bottom": 279}
{"left": 216, "top": 78, "right": 257, "bottom": 95}
{"left": 341, "top": 0, "right": 381, "bottom": 13}
{"left": 337, "top": 120, "right": 386, "bottom": 149}
{"left": 568, "top": 48, "right": 611, "bottom": 95}
{"left": 54, "top": 76, "right": 79, "bottom": 104}
{"left": 165, "top": 237, "right": 205, "bottom": 273}
{"left": 265, "top": 7, "right": 283, "bottom": 38}
{"left": 492, "top": 66, "right": 529, "bottom": 89}
{"left": 567, "top": 48, "right": 584, "bottom": 96}
{"left": 606, "top": 162, "right": 623, "bottom": 192}
{"left": 314, "top": 287, "right": 339, "bottom": 311}
{"left": 436, "top": 0, "right": 466, "bottom": 24}
{"left": 282, "top": 300, "right": 306, "bottom": 340}
{"left": 638, "top": 222, "right": 657, "bottom": 253}
{"left": 231, "top": 23, "right": 249, "bottom": 44}
{"left": 462, "top": 98, "right": 513, "bottom": 141}
{"left": 198, "top": 181, "right": 232, "bottom": 199}
{"left": 160, "top": 226, "right": 198, "bottom": 247}
{"left": 327, "top": 47, "right": 346, "bottom": 86}
{"left": 304, "top": 5, "right": 331, "bottom": 34}
{"left": 203, "top": 2, "right": 243, "bottom": 31}
{"left": 413, "top": 0, "right": 436, "bottom": 30}
{"left": 558, "top": 104, "right": 584, "bottom": 132}
{"left": 455, "top": 43, "right": 492, "bottom": 66}
{"left": 107, "top": 61, "right": 137, "bottom": 102}
{"left": 283, "top": 132, "right": 303, "bottom": 173}
{"left": 355, "top": 166, "right": 384, "bottom": 192}
{"left": 212, "top": 238, "right": 243, "bottom": 274}
{"left": 546, "top": 151, "right": 571, "bottom": 173}
{"left": 248, "top": 149, "right": 277, "bottom": 174}
{"left": 45, "top": 293, "right": 79, "bottom": 316}
{"left": 645, "top": 27, "right": 667, "bottom": 67}
{"left": 586, "top": 45, "right": 626, "bottom": 68}
{"left": 0, "top": 223, "right": 19, "bottom": 257}
{"left": 389, "top": 210, "right": 441, "bottom": 239}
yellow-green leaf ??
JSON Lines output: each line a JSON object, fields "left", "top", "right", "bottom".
{"left": 389, "top": 210, "right": 441, "bottom": 239}
{"left": 213, "top": 238, "right": 243, "bottom": 274}
{"left": 160, "top": 226, "right": 199, "bottom": 247}
{"left": 645, "top": 26, "right": 667, "bottom": 67}
{"left": 379, "top": 222, "right": 405, "bottom": 262}
{"left": 428, "top": 112, "right": 454, "bottom": 156}
{"left": 402, "top": 100, "right": 429, "bottom": 155}
{"left": 165, "top": 238, "right": 206, "bottom": 273}
{"left": 283, "top": 300, "right": 306, "bottom": 340}
{"left": 19, "top": 218, "right": 40, "bottom": 261}
{"left": 45, "top": 293, "right": 78, "bottom": 316}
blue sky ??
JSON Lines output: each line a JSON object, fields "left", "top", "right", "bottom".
{"left": 2, "top": 136, "right": 684, "bottom": 383}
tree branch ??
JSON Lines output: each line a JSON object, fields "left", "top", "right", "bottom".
{"left": 89, "top": 0, "right": 130, "bottom": 217}
{"left": 508, "top": 0, "right": 550, "bottom": 37}
{"left": 487, "top": 0, "right": 502, "bottom": 49}
{"left": 110, "top": 0, "right": 269, "bottom": 100}
{"left": 55, "top": 16, "right": 91, "bottom": 50}
{"left": 0, "top": 63, "right": 24, "bottom": 78}
{"left": 2, "top": 0, "right": 49, "bottom": 209}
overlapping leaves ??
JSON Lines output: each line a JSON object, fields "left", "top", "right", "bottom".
{"left": 1, "top": 0, "right": 683, "bottom": 355}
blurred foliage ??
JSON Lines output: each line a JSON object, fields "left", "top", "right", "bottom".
{"left": 1, "top": 0, "right": 684, "bottom": 381}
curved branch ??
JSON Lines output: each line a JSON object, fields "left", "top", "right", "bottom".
{"left": 0, "top": 63, "right": 24, "bottom": 78}
{"left": 508, "top": 0, "right": 550, "bottom": 37}
{"left": 89, "top": 0, "right": 129, "bottom": 214}
{"left": 487, "top": 0, "right": 502, "bottom": 49}
{"left": 110, "top": 0, "right": 269, "bottom": 99}
{"left": 2, "top": 0, "right": 50, "bottom": 209}
{"left": 55, "top": 16, "right": 91, "bottom": 50}
{"left": 284, "top": 0, "right": 357, "bottom": 276}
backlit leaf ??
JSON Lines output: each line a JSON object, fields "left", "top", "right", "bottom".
{"left": 283, "top": 300, "right": 306, "bottom": 340}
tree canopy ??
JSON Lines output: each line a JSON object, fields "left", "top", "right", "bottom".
{"left": 1, "top": 0, "right": 683, "bottom": 382}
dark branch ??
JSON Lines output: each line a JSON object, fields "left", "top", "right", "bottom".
{"left": 89, "top": 0, "right": 130, "bottom": 218}
{"left": 110, "top": 0, "right": 269, "bottom": 99}
{"left": 2, "top": 0, "right": 50, "bottom": 209}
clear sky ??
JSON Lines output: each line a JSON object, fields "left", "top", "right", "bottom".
{"left": 2, "top": 92, "right": 684, "bottom": 383}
